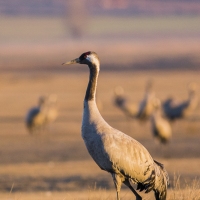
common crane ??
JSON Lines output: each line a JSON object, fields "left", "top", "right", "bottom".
{"left": 62, "top": 51, "right": 169, "bottom": 200}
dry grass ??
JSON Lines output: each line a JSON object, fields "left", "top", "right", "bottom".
{"left": 0, "top": 161, "right": 199, "bottom": 199}
{"left": 168, "top": 175, "right": 200, "bottom": 200}
{"left": 0, "top": 179, "right": 200, "bottom": 200}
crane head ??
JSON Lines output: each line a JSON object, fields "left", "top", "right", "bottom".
{"left": 62, "top": 51, "right": 99, "bottom": 67}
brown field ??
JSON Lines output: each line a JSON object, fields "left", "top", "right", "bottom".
{"left": 0, "top": 69, "right": 200, "bottom": 200}
{"left": 0, "top": 13, "right": 200, "bottom": 199}
{"left": 1, "top": 15, "right": 200, "bottom": 71}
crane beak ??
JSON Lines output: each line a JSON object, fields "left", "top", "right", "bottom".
{"left": 62, "top": 58, "right": 80, "bottom": 65}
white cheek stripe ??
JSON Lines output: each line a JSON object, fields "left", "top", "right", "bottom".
{"left": 86, "top": 55, "right": 100, "bottom": 70}
{"left": 86, "top": 55, "right": 92, "bottom": 62}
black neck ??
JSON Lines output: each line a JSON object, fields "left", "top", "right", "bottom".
{"left": 85, "top": 63, "right": 99, "bottom": 101}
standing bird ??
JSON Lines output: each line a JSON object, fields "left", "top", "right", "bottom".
{"left": 26, "top": 95, "right": 58, "bottom": 134}
{"left": 136, "top": 79, "right": 156, "bottom": 121}
{"left": 62, "top": 51, "right": 169, "bottom": 200}
{"left": 113, "top": 86, "right": 138, "bottom": 118}
{"left": 26, "top": 96, "right": 48, "bottom": 134}
{"left": 45, "top": 94, "right": 58, "bottom": 124}
{"left": 162, "top": 82, "right": 198, "bottom": 121}
{"left": 151, "top": 98, "right": 172, "bottom": 144}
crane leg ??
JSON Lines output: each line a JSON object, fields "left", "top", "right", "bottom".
{"left": 124, "top": 179, "right": 142, "bottom": 200}
{"left": 112, "top": 173, "right": 122, "bottom": 200}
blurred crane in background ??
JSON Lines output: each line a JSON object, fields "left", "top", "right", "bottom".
{"left": 25, "top": 94, "right": 58, "bottom": 134}
{"left": 113, "top": 79, "right": 156, "bottom": 121}
{"left": 151, "top": 98, "right": 172, "bottom": 144}
{"left": 136, "top": 79, "right": 156, "bottom": 121}
{"left": 162, "top": 82, "right": 198, "bottom": 121}
{"left": 113, "top": 85, "right": 138, "bottom": 118}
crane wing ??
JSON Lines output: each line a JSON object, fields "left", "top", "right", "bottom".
{"left": 102, "top": 128, "right": 155, "bottom": 183}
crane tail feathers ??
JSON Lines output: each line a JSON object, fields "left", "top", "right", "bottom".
{"left": 135, "top": 160, "right": 168, "bottom": 200}
{"left": 136, "top": 169, "right": 156, "bottom": 193}
{"left": 153, "top": 160, "right": 169, "bottom": 200}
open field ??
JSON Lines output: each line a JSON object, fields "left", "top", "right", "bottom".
{"left": 1, "top": 15, "right": 200, "bottom": 71}
{"left": 0, "top": 15, "right": 200, "bottom": 43}
{"left": 0, "top": 70, "right": 200, "bottom": 199}
{"left": 0, "top": 12, "right": 200, "bottom": 200}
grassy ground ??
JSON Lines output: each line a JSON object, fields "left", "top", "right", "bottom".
{"left": 0, "top": 70, "right": 200, "bottom": 199}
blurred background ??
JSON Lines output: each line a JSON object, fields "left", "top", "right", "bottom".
{"left": 0, "top": 0, "right": 200, "bottom": 70}
{"left": 0, "top": 1, "right": 200, "bottom": 199}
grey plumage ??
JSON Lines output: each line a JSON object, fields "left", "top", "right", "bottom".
{"left": 62, "top": 51, "right": 169, "bottom": 200}
{"left": 163, "top": 82, "right": 198, "bottom": 121}
{"left": 113, "top": 80, "right": 156, "bottom": 121}
{"left": 136, "top": 79, "right": 156, "bottom": 120}
{"left": 25, "top": 94, "right": 58, "bottom": 134}
{"left": 45, "top": 94, "right": 58, "bottom": 124}
{"left": 151, "top": 98, "right": 172, "bottom": 144}
{"left": 26, "top": 96, "right": 48, "bottom": 134}
{"left": 113, "top": 86, "right": 138, "bottom": 118}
